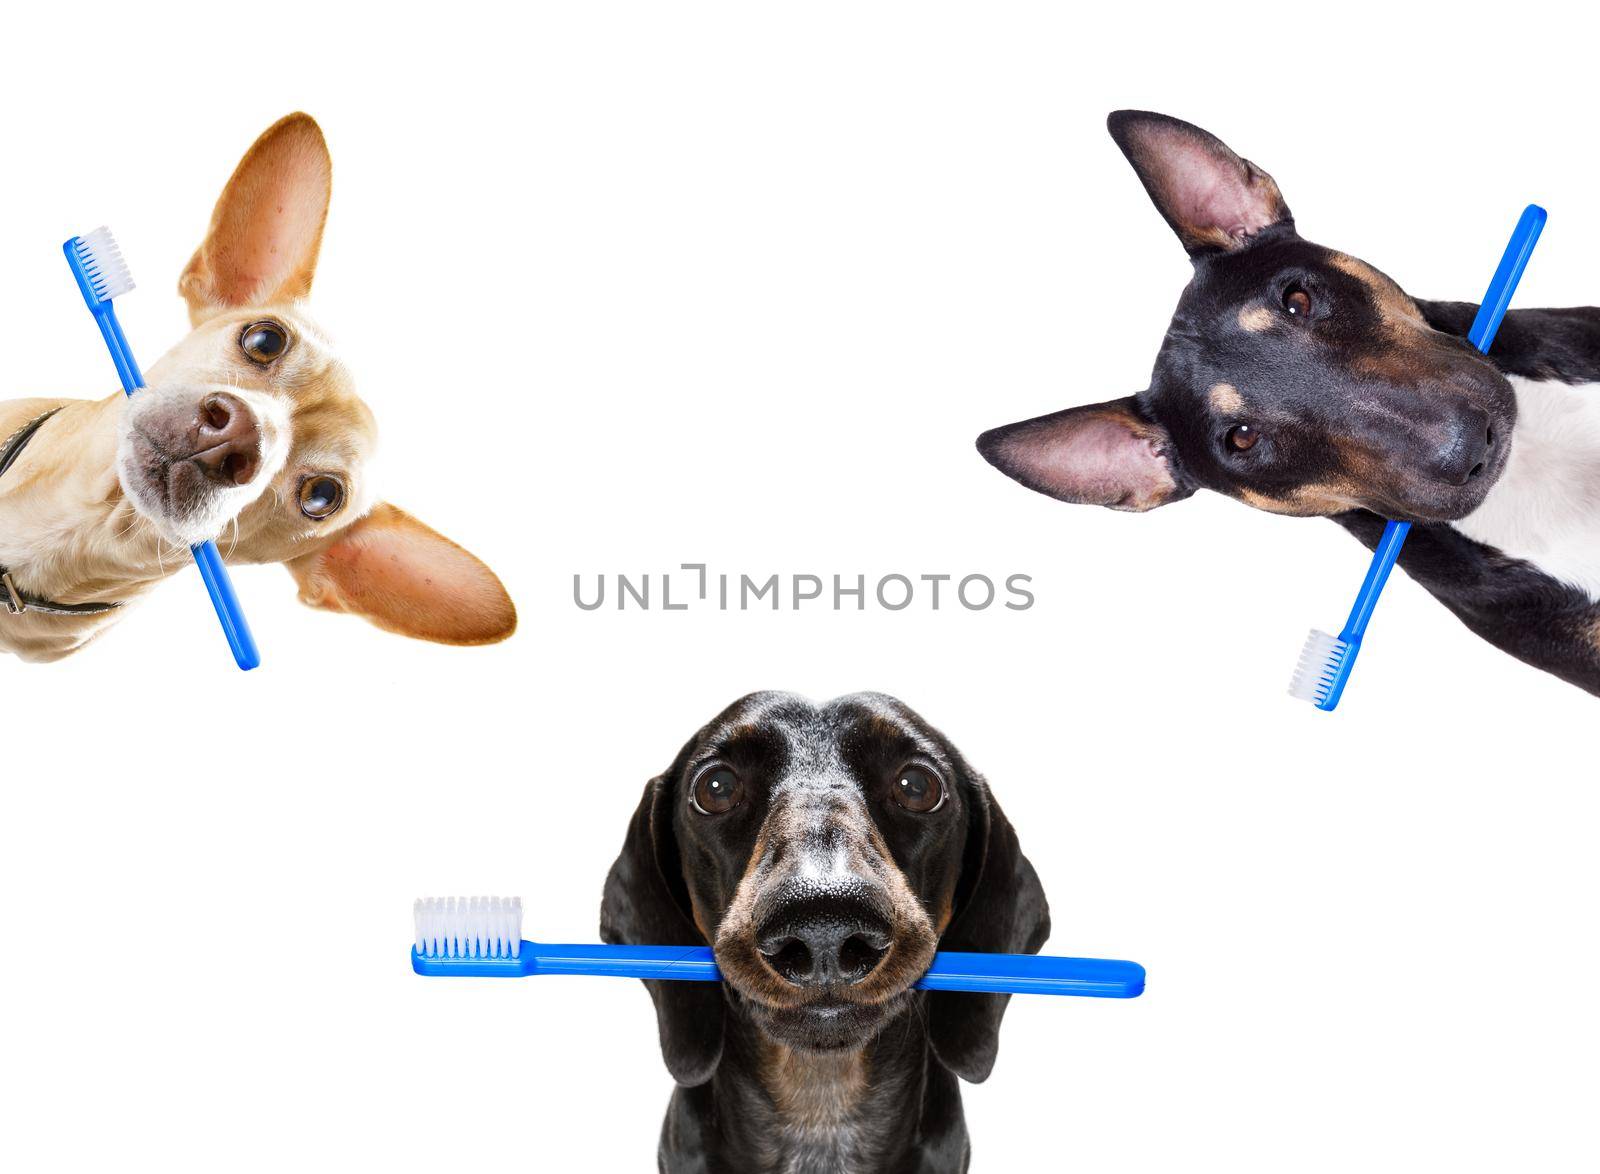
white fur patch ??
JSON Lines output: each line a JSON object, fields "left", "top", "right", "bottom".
{"left": 1454, "top": 376, "right": 1600, "bottom": 600}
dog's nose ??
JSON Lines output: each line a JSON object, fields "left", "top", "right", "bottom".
{"left": 193, "top": 392, "right": 261, "bottom": 486}
{"left": 756, "top": 893, "right": 893, "bottom": 988}
{"left": 1431, "top": 408, "right": 1492, "bottom": 486}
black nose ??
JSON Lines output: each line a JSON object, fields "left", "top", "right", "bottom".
{"left": 1433, "top": 408, "right": 1492, "bottom": 486}
{"left": 193, "top": 392, "right": 261, "bottom": 487}
{"left": 756, "top": 893, "right": 893, "bottom": 988}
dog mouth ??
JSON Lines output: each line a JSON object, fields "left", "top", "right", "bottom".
{"left": 126, "top": 431, "right": 247, "bottom": 504}
{"left": 715, "top": 920, "right": 937, "bottom": 1052}
{"left": 1298, "top": 376, "right": 1516, "bottom": 523}
{"left": 116, "top": 388, "right": 284, "bottom": 544}
{"left": 739, "top": 989, "right": 915, "bottom": 1052}
{"left": 1363, "top": 415, "right": 1514, "bottom": 523}
{"left": 1388, "top": 371, "right": 1519, "bottom": 520}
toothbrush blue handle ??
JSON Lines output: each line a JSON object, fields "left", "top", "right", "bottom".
{"left": 918, "top": 950, "right": 1144, "bottom": 997}
{"left": 191, "top": 540, "right": 261, "bottom": 670}
{"left": 91, "top": 303, "right": 144, "bottom": 393}
{"left": 1320, "top": 205, "right": 1545, "bottom": 711}
{"left": 1340, "top": 520, "right": 1410, "bottom": 645}
{"left": 1467, "top": 204, "right": 1546, "bottom": 353}
{"left": 1318, "top": 519, "right": 1409, "bottom": 711}
{"left": 424, "top": 943, "right": 720, "bottom": 981}
{"left": 66, "top": 237, "right": 260, "bottom": 671}
{"left": 63, "top": 237, "right": 144, "bottom": 394}
{"left": 107, "top": 297, "right": 259, "bottom": 671}
{"left": 412, "top": 943, "right": 1146, "bottom": 998}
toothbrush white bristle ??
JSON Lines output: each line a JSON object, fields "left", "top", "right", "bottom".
{"left": 414, "top": 896, "right": 522, "bottom": 959}
{"left": 1288, "top": 628, "right": 1348, "bottom": 704}
{"left": 73, "top": 226, "right": 135, "bottom": 303}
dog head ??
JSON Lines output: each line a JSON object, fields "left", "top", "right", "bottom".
{"left": 601, "top": 691, "right": 1049, "bottom": 1086}
{"left": 978, "top": 110, "right": 1515, "bottom": 524}
{"left": 116, "top": 113, "right": 515, "bottom": 645}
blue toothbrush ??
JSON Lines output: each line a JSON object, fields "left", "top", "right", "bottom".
{"left": 412, "top": 896, "right": 1146, "bottom": 998}
{"left": 1289, "top": 204, "right": 1546, "bottom": 711}
{"left": 64, "top": 227, "right": 260, "bottom": 671}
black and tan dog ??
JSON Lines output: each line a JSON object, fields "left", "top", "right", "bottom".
{"left": 602, "top": 691, "right": 1049, "bottom": 1173}
{"left": 980, "top": 111, "right": 1600, "bottom": 696}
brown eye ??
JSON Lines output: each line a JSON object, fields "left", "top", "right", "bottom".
{"left": 240, "top": 321, "right": 289, "bottom": 363}
{"left": 691, "top": 765, "right": 744, "bottom": 815}
{"left": 297, "top": 475, "right": 345, "bottom": 519}
{"left": 1225, "top": 425, "right": 1260, "bottom": 454}
{"left": 1283, "top": 286, "right": 1312, "bottom": 318}
{"left": 892, "top": 764, "right": 945, "bottom": 814}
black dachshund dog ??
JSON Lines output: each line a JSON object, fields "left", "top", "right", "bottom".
{"left": 602, "top": 692, "right": 1049, "bottom": 1173}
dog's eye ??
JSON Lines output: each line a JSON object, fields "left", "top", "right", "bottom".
{"left": 892, "top": 764, "right": 945, "bottom": 814}
{"left": 297, "top": 475, "right": 346, "bottom": 520}
{"left": 240, "top": 321, "right": 289, "bottom": 363}
{"left": 691, "top": 765, "right": 745, "bottom": 816}
{"left": 1282, "top": 286, "right": 1312, "bottom": 318}
{"left": 1224, "top": 425, "right": 1261, "bottom": 454}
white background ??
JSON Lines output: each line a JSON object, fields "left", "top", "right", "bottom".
{"left": 3, "top": 3, "right": 1597, "bottom": 1170}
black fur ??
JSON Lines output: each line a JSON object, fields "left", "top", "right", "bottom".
{"left": 1332, "top": 509, "right": 1600, "bottom": 692}
{"left": 978, "top": 110, "right": 1600, "bottom": 696}
{"left": 600, "top": 692, "right": 1050, "bottom": 1173}
{"left": 1419, "top": 301, "right": 1600, "bottom": 385}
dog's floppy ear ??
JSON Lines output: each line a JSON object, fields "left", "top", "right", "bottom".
{"left": 977, "top": 396, "right": 1191, "bottom": 512}
{"left": 929, "top": 770, "right": 1050, "bottom": 1084}
{"left": 1107, "top": 110, "right": 1292, "bottom": 257}
{"left": 180, "top": 112, "right": 332, "bottom": 322}
{"left": 284, "top": 503, "right": 516, "bottom": 645}
{"left": 601, "top": 774, "right": 725, "bottom": 1086}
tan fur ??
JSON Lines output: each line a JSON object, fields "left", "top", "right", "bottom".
{"left": 1327, "top": 252, "right": 1427, "bottom": 326}
{"left": 1237, "top": 481, "right": 1362, "bottom": 516}
{"left": 179, "top": 114, "right": 331, "bottom": 321}
{"left": 760, "top": 1042, "right": 868, "bottom": 1128}
{"left": 686, "top": 898, "right": 716, "bottom": 947}
{"left": 0, "top": 114, "right": 514, "bottom": 662}
{"left": 933, "top": 893, "right": 955, "bottom": 936}
{"left": 686, "top": 818, "right": 771, "bottom": 945}
{"left": 1209, "top": 382, "right": 1245, "bottom": 414}
{"left": 1237, "top": 304, "right": 1274, "bottom": 333}
{"left": 713, "top": 788, "right": 938, "bottom": 1013}
{"left": 285, "top": 504, "right": 517, "bottom": 646}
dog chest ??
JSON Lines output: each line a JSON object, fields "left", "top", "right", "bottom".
{"left": 1453, "top": 376, "right": 1600, "bottom": 600}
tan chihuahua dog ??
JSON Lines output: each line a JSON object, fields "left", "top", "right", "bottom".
{"left": 0, "top": 113, "right": 515, "bottom": 663}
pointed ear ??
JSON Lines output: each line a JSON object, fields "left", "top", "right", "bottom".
{"left": 1107, "top": 110, "right": 1292, "bottom": 256}
{"left": 285, "top": 503, "right": 516, "bottom": 645}
{"left": 601, "top": 775, "right": 725, "bottom": 1087}
{"left": 180, "top": 112, "right": 332, "bottom": 322}
{"left": 977, "top": 396, "right": 1190, "bottom": 512}
{"left": 929, "top": 772, "right": 1050, "bottom": 1084}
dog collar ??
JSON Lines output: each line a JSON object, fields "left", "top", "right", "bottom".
{"left": 0, "top": 408, "right": 123, "bottom": 618}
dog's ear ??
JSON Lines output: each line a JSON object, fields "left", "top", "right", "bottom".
{"left": 284, "top": 503, "right": 516, "bottom": 645}
{"left": 1107, "top": 110, "right": 1292, "bottom": 257}
{"left": 180, "top": 112, "right": 332, "bottom": 322}
{"left": 977, "top": 396, "right": 1191, "bottom": 512}
{"left": 929, "top": 771, "right": 1050, "bottom": 1084}
{"left": 601, "top": 774, "right": 725, "bottom": 1087}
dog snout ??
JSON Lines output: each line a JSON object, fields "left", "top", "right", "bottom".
{"left": 756, "top": 885, "right": 894, "bottom": 989}
{"left": 1430, "top": 406, "right": 1493, "bottom": 486}
{"left": 193, "top": 392, "right": 261, "bottom": 486}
